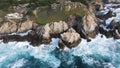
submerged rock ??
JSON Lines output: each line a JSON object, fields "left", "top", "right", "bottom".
{"left": 59, "top": 28, "right": 81, "bottom": 49}
{"left": 107, "top": 19, "right": 120, "bottom": 39}
{"left": 96, "top": 9, "right": 116, "bottom": 20}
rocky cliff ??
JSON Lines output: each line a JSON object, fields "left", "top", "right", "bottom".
{"left": 0, "top": 0, "right": 119, "bottom": 49}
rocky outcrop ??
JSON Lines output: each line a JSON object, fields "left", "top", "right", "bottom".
{"left": 0, "top": 22, "right": 17, "bottom": 34}
{"left": 1, "top": 0, "right": 118, "bottom": 49}
{"left": 106, "top": 19, "right": 120, "bottom": 38}
{"left": 17, "top": 20, "right": 33, "bottom": 33}
{"left": 67, "top": 5, "right": 98, "bottom": 41}
{"left": 94, "top": 0, "right": 104, "bottom": 11}
{"left": 59, "top": 28, "right": 81, "bottom": 49}
{"left": 81, "top": 9, "right": 98, "bottom": 39}
{"left": 0, "top": 19, "right": 35, "bottom": 34}
{"left": 36, "top": 21, "right": 69, "bottom": 41}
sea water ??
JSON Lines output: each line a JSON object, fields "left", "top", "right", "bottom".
{"left": 0, "top": 4, "right": 120, "bottom": 68}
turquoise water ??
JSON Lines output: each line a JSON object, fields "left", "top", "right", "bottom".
{"left": 1, "top": 3, "right": 120, "bottom": 68}
{"left": 0, "top": 35, "right": 120, "bottom": 68}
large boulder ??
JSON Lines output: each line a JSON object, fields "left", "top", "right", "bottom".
{"left": 59, "top": 28, "right": 81, "bottom": 49}
{"left": 49, "top": 21, "right": 68, "bottom": 35}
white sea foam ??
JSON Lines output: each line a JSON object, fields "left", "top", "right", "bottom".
{"left": 10, "top": 58, "right": 28, "bottom": 68}
{"left": 0, "top": 39, "right": 61, "bottom": 68}
{"left": 9, "top": 30, "right": 32, "bottom": 36}
{"left": 0, "top": 3, "right": 120, "bottom": 68}
{"left": 71, "top": 34, "right": 120, "bottom": 67}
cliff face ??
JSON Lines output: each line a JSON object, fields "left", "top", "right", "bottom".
{"left": 0, "top": 1, "right": 102, "bottom": 49}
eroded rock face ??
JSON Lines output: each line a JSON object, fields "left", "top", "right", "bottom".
{"left": 0, "top": 20, "right": 34, "bottom": 34}
{"left": 0, "top": 22, "right": 17, "bottom": 34}
{"left": 49, "top": 21, "right": 68, "bottom": 35}
{"left": 17, "top": 20, "right": 33, "bottom": 33}
{"left": 67, "top": 5, "right": 98, "bottom": 40}
{"left": 94, "top": 0, "right": 104, "bottom": 11}
{"left": 59, "top": 28, "right": 81, "bottom": 49}
{"left": 82, "top": 10, "right": 98, "bottom": 38}
{"left": 36, "top": 21, "right": 69, "bottom": 41}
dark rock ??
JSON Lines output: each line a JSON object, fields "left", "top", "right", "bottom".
{"left": 96, "top": 9, "right": 116, "bottom": 20}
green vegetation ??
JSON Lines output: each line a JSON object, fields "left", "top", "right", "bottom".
{"left": 31, "top": 5, "right": 87, "bottom": 25}
{"left": 0, "top": 0, "right": 87, "bottom": 24}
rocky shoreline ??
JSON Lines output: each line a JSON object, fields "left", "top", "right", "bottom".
{"left": 0, "top": 1, "right": 120, "bottom": 49}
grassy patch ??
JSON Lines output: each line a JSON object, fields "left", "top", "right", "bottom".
{"left": 0, "top": 1, "right": 87, "bottom": 25}
{"left": 64, "top": 6, "right": 86, "bottom": 17}
{"left": 31, "top": 5, "right": 87, "bottom": 25}
{"left": 0, "top": 2, "right": 15, "bottom": 19}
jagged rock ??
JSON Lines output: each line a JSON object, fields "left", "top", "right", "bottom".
{"left": 67, "top": 14, "right": 82, "bottom": 30}
{"left": 59, "top": 28, "right": 81, "bottom": 49}
{"left": 96, "top": 9, "right": 116, "bottom": 20}
{"left": 17, "top": 20, "right": 33, "bottom": 33}
{"left": 0, "top": 19, "right": 35, "bottom": 34}
{"left": 94, "top": 0, "right": 104, "bottom": 11}
{"left": 36, "top": 21, "right": 69, "bottom": 41}
{"left": 67, "top": 6, "right": 98, "bottom": 39}
{"left": 107, "top": 19, "right": 120, "bottom": 38}
{"left": 99, "top": 27, "right": 114, "bottom": 38}
{"left": 82, "top": 10, "right": 98, "bottom": 38}
{"left": 49, "top": 21, "right": 68, "bottom": 35}
{"left": 107, "top": 19, "right": 119, "bottom": 29}
{"left": 0, "top": 22, "right": 17, "bottom": 34}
